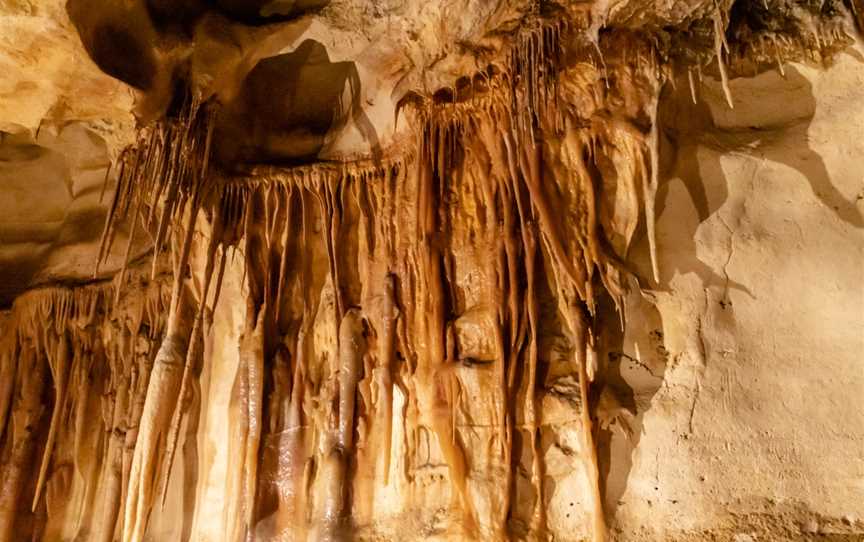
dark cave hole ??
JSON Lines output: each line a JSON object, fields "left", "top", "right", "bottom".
{"left": 145, "top": 0, "right": 209, "bottom": 31}
{"left": 727, "top": 0, "right": 846, "bottom": 41}
{"left": 88, "top": 23, "right": 158, "bottom": 91}
{"left": 213, "top": 39, "right": 370, "bottom": 168}
{"left": 67, "top": 0, "right": 160, "bottom": 91}
{"left": 143, "top": 0, "right": 334, "bottom": 29}
{"left": 214, "top": 0, "right": 331, "bottom": 24}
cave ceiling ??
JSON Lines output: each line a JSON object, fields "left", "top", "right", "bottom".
{"left": 0, "top": 0, "right": 857, "bottom": 309}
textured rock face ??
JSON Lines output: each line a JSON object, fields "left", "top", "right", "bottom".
{"left": 0, "top": 123, "right": 151, "bottom": 305}
{"left": 611, "top": 44, "right": 864, "bottom": 540}
{"left": 0, "top": 1, "right": 862, "bottom": 541}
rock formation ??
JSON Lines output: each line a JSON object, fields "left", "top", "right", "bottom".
{"left": 0, "top": 0, "right": 862, "bottom": 540}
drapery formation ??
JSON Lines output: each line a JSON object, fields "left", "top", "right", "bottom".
{"left": 0, "top": 273, "right": 172, "bottom": 542}
{"left": 3, "top": 24, "right": 675, "bottom": 542}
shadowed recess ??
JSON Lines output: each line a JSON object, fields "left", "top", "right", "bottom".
{"left": 0, "top": 126, "right": 119, "bottom": 307}
{"left": 145, "top": 0, "right": 208, "bottom": 29}
{"left": 213, "top": 39, "right": 365, "bottom": 167}
{"left": 67, "top": 0, "right": 159, "bottom": 91}
{"left": 214, "top": 0, "right": 331, "bottom": 23}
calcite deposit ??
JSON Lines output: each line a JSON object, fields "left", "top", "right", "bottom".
{"left": 0, "top": 0, "right": 862, "bottom": 541}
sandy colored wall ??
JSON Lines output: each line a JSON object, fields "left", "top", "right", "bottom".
{"left": 611, "top": 43, "right": 864, "bottom": 540}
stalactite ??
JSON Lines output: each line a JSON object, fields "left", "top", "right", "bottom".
{"left": 378, "top": 275, "right": 398, "bottom": 485}
{"left": 31, "top": 332, "right": 69, "bottom": 511}
{"left": 159, "top": 211, "right": 222, "bottom": 507}
{"left": 385, "top": 29, "right": 665, "bottom": 538}
{"left": 644, "top": 87, "right": 662, "bottom": 284}
{"left": 76, "top": 92, "right": 221, "bottom": 542}
{"left": 121, "top": 289, "right": 192, "bottom": 542}
{"left": 688, "top": 68, "right": 698, "bottom": 104}
{"left": 0, "top": 345, "right": 16, "bottom": 449}
{"left": 518, "top": 194, "right": 546, "bottom": 536}
{"left": 0, "top": 273, "right": 170, "bottom": 542}
{"left": 415, "top": 119, "right": 477, "bottom": 535}
{"left": 713, "top": 8, "right": 735, "bottom": 109}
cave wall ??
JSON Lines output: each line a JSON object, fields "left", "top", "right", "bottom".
{"left": 613, "top": 42, "right": 864, "bottom": 540}
{"left": 0, "top": 123, "right": 149, "bottom": 306}
{"left": 131, "top": 49, "right": 864, "bottom": 541}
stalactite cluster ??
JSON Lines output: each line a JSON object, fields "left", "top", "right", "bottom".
{"left": 7, "top": 2, "right": 857, "bottom": 537}
{"left": 97, "top": 93, "right": 216, "bottom": 293}
{"left": 0, "top": 271, "right": 171, "bottom": 542}
{"left": 0, "top": 20, "right": 676, "bottom": 541}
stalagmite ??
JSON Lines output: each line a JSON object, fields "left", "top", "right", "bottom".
{"left": 316, "top": 309, "right": 365, "bottom": 540}
{"left": 122, "top": 284, "right": 194, "bottom": 542}
{"left": 243, "top": 306, "right": 266, "bottom": 534}
{"left": 338, "top": 309, "right": 364, "bottom": 453}
{"left": 95, "top": 353, "right": 131, "bottom": 542}
{"left": 225, "top": 300, "right": 267, "bottom": 541}
{"left": 575, "top": 325, "right": 607, "bottom": 542}
{"left": 271, "top": 326, "right": 310, "bottom": 539}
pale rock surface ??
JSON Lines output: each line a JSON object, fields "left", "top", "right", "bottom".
{"left": 0, "top": 0, "right": 134, "bottom": 143}
{"left": 615, "top": 41, "right": 864, "bottom": 540}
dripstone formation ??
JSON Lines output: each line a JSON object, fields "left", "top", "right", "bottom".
{"left": 0, "top": 1, "right": 862, "bottom": 541}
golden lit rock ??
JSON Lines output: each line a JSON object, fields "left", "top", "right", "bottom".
{"left": 0, "top": 1, "right": 862, "bottom": 541}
